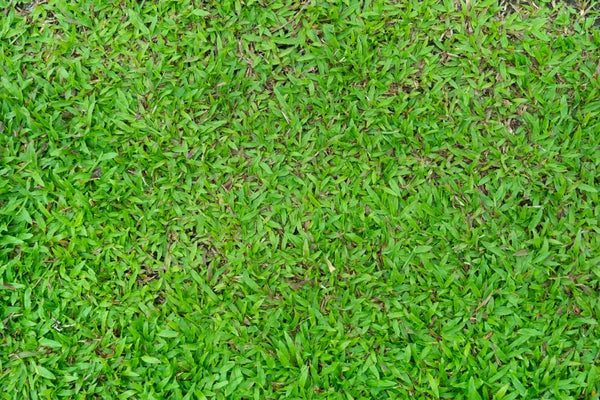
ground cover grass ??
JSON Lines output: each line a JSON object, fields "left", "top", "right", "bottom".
{"left": 1, "top": 0, "right": 600, "bottom": 398}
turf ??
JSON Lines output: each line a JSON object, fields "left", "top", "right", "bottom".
{"left": 1, "top": 0, "right": 600, "bottom": 399}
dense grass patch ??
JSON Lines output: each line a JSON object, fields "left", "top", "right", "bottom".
{"left": 1, "top": 0, "right": 600, "bottom": 398}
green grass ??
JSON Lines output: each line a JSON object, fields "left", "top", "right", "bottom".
{"left": 1, "top": 0, "right": 600, "bottom": 398}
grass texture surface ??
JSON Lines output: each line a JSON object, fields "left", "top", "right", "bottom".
{"left": 1, "top": 0, "right": 600, "bottom": 399}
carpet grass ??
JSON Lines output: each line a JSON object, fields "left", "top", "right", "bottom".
{"left": 1, "top": 0, "right": 600, "bottom": 399}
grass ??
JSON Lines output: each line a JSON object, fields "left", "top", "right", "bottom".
{"left": 1, "top": 0, "right": 600, "bottom": 398}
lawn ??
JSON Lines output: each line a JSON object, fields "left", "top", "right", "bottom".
{"left": 1, "top": 0, "right": 600, "bottom": 399}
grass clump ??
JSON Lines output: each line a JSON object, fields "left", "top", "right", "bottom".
{"left": 1, "top": 0, "right": 600, "bottom": 398}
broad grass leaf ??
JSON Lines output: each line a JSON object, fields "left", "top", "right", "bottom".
{"left": 36, "top": 365, "right": 56, "bottom": 380}
{"left": 141, "top": 356, "right": 161, "bottom": 364}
